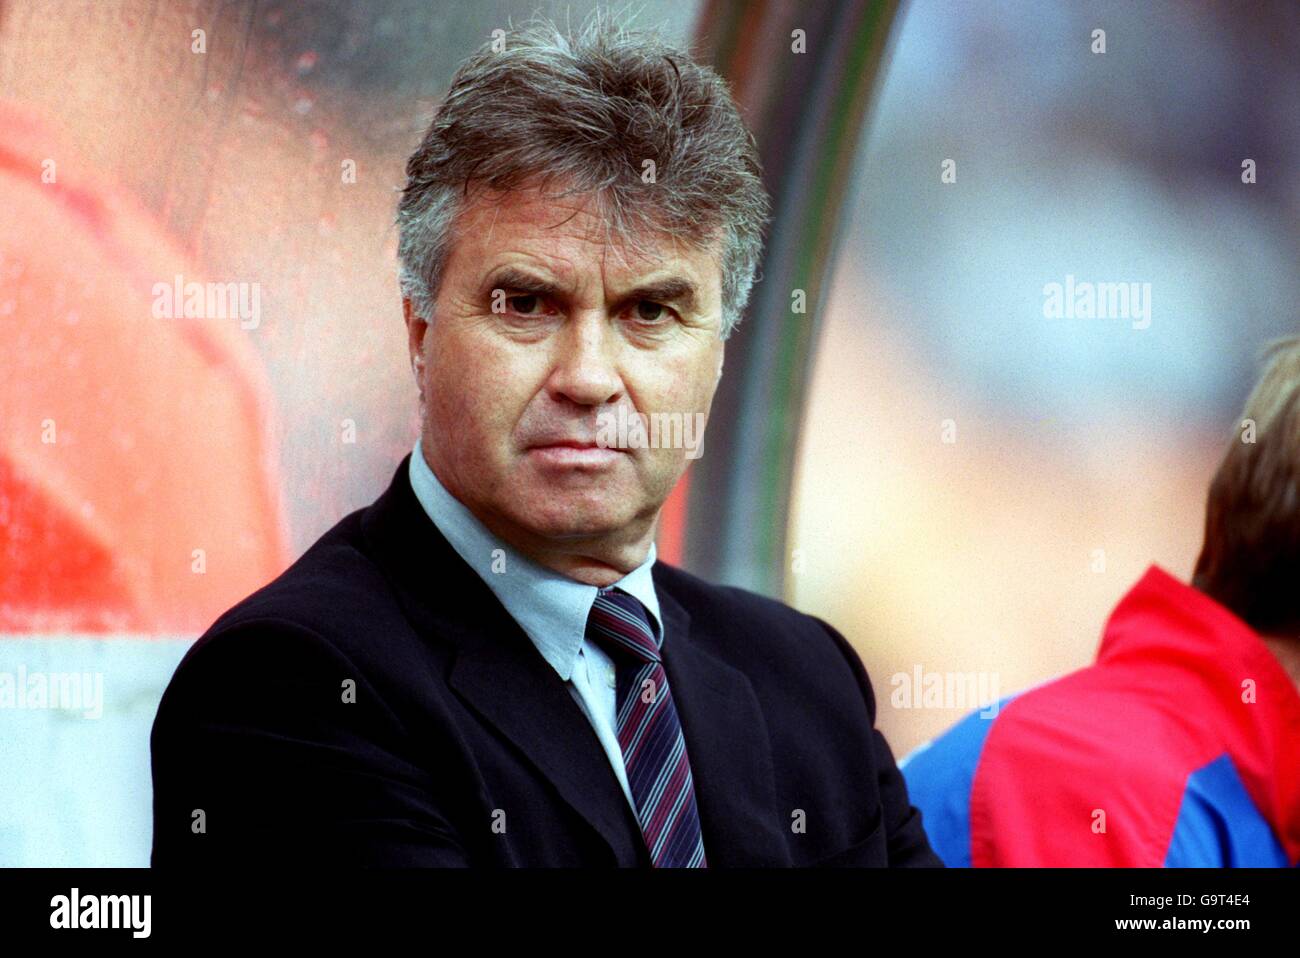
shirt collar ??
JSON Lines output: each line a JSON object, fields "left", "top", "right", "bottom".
{"left": 407, "top": 438, "right": 662, "bottom": 681}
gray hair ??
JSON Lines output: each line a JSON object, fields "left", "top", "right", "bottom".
{"left": 395, "top": 13, "right": 770, "bottom": 338}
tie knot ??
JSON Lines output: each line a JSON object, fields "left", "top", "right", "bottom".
{"left": 586, "top": 587, "right": 660, "bottom": 663}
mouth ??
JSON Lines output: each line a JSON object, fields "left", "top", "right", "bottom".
{"left": 525, "top": 440, "right": 626, "bottom": 468}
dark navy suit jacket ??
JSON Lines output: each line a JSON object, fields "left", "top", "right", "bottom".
{"left": 150, "top": 454, "right": 942, "bottom": 867}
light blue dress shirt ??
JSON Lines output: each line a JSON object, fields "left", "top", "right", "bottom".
{"left": 407, "top": 437, "right": 663, "bottom": 813}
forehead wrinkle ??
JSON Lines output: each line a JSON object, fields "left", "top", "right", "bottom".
{"left": 505, "top": 247, "right": 600, "bottom": 308}
{"left": 468, "top": 189, "right": 716, "bottom": 313}
{"left": 484, "top": 199, "right": 503, "bottom": 247}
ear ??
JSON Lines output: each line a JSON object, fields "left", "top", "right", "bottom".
{"left": 403, "top": 298, "right": 428, "bottom": 382}
{"left": 714, "top": 340, "right": 725, "bottom": 383}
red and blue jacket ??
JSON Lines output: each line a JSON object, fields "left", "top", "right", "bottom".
{"left": 900, "top": 565, "right": 1300, "bottom": 866}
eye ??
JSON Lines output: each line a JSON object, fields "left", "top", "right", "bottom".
{"left": 631, "top": 300, "right": 669, "bottom": 323}
{"left": 507, "top": 294, "right": 543, "bottom": 315}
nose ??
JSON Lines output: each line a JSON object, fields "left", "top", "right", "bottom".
{"left": 544, "top": 310, "right": 624, "bottom": 407}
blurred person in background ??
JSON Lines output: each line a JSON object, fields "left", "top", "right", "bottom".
{"left": 902, "top": 336, "right": 1300, "bottom": 867}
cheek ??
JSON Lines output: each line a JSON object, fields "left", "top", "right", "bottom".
{"left": 634, "top": 355, "right": 718, "bottom": 475}
{"left": 640, "top": 349, "right": 718, "bottom": 414}
{"left": 424, "top": 331, "right": 531, "bottom": 448}
{"left": 424, "top": 350, "right": 471, "bottom": 428}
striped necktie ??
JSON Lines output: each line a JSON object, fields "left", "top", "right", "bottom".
{"left": 586, "top": 586, "right": 707, "bottom": 868}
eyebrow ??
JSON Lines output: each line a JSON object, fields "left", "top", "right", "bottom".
{"left": 483, "top": 267, "right": 565, "bottom": 302}
{"left": 625, "top": 276, "right": 699, "bottom": 314}
{"left": 483, "top": 266, "right": 700, "bottom": 314}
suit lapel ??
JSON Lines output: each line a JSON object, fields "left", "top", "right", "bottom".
{"left": 360, "top": 454, "right": 791, "bottom": 866}
{"left": 655, "top": 582, "right": 794, "bottom": 866}
{"left": 445, "top": 632, "right": 640, "bottom": 858}
{"left": 360, "top": 455, "right": 638, "bottom": 859}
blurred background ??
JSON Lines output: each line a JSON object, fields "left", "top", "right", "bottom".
{"left": 1, "top": 0, "right": 1296, "bottom": 865}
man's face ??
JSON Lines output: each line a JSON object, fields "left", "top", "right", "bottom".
{"left": 407, "top": 184, "right": 725, "bottom": 561}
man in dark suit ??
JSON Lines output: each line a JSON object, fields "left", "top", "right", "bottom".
{"left": 150, "top": 14, "right": 941, "bottom": 868}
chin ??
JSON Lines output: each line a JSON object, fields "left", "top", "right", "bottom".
{"left": 511, "top": 492, "right": 637, "bottom": 540}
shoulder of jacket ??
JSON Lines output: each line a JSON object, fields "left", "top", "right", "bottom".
{"left": 652, "top": 560, "right": 831, "bottom": 637}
